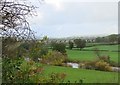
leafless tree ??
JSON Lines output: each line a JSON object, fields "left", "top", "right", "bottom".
{"left": 0, "top": 0, "right": 40, "bottom": 40}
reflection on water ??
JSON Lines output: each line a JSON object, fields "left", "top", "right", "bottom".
{"left": 67, "top": 62, "right": 79, "bottom": 68}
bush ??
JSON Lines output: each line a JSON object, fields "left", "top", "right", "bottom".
{"left": 81, "top": 61, "right": 97, "bottom": 70}
{"left": 94, "top": 48, "right": 110, "bottom": 63}
{"left": 48, "top": 72, "right": 66, "bottom": 83}
{"left": 98, "top": 56, "right": 110, "bottom": 63}
{"left": 51, "top": 42, "right": 66, "bottom": 54}
{"left": 2, "top": 37, "right": 19, "bottom": 58}
{"left": 41, "top": 51, "right": 67, "bottom": 66}
{"left": 95, "top": 60, "right": 112, "bottom": 71}
{"left": 79, "top": 60, "right": 112, "bottom": 71}
{"left": 16, "top": 37, "right": 48, "bottom": 61}
{"left": 2, "top": 57, "right": 67, "bottom": 83}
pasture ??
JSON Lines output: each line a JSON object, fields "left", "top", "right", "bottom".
{"left": 67, "top": 44, "right": 119, "bottom": 63}
{"left": 84, "top": 44, "right": 119, "bottom": 51}
{"left": 40, "top": 44, "right": 119, "bottom": 83}
{"left": 43, "top": 65, "right": 118, "bottom": 83}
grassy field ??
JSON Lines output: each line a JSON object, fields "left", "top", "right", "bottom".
{"left": 45, "top": 44, "right": 119, "bottom": 83}
{"left": 43, "top": 65, "right": 118, "bottom": 83}
{"left": 67, "top": 45, "right": 119, "bottom": 63}
{"left": 84, "top": 44, "right": 119, "bottom": 51}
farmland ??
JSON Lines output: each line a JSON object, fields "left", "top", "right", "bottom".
{"left": 67, "top": 44, "right": 119, "bottom": 63}
{"left": 43, "top": 65, "right": 118, "bottom": 83}
{"left": 67, "top": 50, "right": 118, "bottom": 63}
{"left": 43, "top": 44, "right": 119, "bottom": 83}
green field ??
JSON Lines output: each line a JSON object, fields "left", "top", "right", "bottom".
{"left": 44, "top": 44, "right": 119, "bottom": 83}
{"left": 84, "top": 44, "right": 119, "bottom": 51}
{"left": 43, "top": 65, "right": 118, "bottom": 83}
{"left": 67, "top": 45, "right": 119, "bottom": 63}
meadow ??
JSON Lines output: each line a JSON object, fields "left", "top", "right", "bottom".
{"left": 41, "top": 44, "right": 119, "bottom": 83}
{"left": 43, "top": 64, "right": 118, "bottom": 83}
{"left": 67, "top": 44, "right": 119, "bottom": 63}
{"left": 84, "top": 44, "right": 119, "bottom": 51}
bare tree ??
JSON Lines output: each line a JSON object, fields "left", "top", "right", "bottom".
{"left": 0, "top": 0, "right": 39, "bottom": 40}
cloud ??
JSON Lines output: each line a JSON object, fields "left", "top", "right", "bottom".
{"left": 29, "top": 1, "right": 118, "bottom": 38}
{"left": 35, "top": 2, "right": 117, "bottom": 26}
{"left": 28, "top": 11, "right": 44, "bottom": 25}
{"left": 45, "top": 0, "right": 64, "bottom": 11}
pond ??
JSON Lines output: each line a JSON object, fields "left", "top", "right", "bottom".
{"left": 67, "top": 62, "right": 79, "bottom": 68}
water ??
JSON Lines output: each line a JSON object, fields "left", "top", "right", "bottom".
{"left": 112, "top": 67, "right": 120, "bottom": 72}
{"left": 67, "top": 62, "right": 79, "bottom": 68}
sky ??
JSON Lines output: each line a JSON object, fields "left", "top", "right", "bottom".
{"left": 27, "top": 0, "right": 118, "bottom": 38}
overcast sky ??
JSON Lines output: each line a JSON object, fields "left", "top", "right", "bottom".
{"left": 27, "top": 0, "right": 118, "bottom": 38}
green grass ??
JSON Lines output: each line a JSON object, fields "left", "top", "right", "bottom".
{"left": 67, "top": 45, "right": 120, "bottom": 62}
{"left": 43, "top": 65, "right": 118, "bottom": 83}
{"left": 67, "top": 49, "right": 96, "bottom": 61}
{"left": 84, "top": 44, "right": 119, "bottom": 51}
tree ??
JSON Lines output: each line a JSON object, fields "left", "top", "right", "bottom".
{"left": 68, "top": 40, "right": 74, "bottom": 50}
{"left": 118, "top": 36, "right": 120, "bottom": 44}
{"left": 74, "top": 39, "right": 86, "bottom": 50}
{"left": 0, "top": 0, "right": 40, "bottom": 40}
{"left": 108, "top": 34, "right": 118, "bottom": 44}
{"left": 1, "top": 0, "right": 44, "bottom": 58}
{"left": 51, "top": 42, "right": 66, "bottom": 54}
{"left": 95, "top": 37, "right": 102, "bottom": 43}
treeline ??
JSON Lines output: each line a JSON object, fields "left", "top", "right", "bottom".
{"left": 48, "top": 34, "right": 120, "bottom": 44}
{"left": 50, "top": 39, "right": 86, "bottom": 51}
{"left": 49, "top": 34, "right": 120, "bottom": 51}
{"left": 95, "top": 34, "right": 120, "bottom": 44}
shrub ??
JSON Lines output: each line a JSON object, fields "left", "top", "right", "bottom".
{"left": 48, "top": 72, "right": 66, "bottom": 83}
{"left": 94, "top": 48, "right": 110, "bottom": 63}
{"left": 95, "top": 60, "right": 112, "bottom": 71}
{"left": 79, "top": 60, "right": 112, "bottom": 72}
{"left": 41, "top": 51, "right": 67, "bottom": 66}
{"left": 98, "top": 56, "right": 110, "bottom": 63}
{"left": 2, "top": 57, "right": 58, "bottom": 83}
{"left": 82, "top": 61, "right": 97, "bottom": 70}
{"left": 2, "top": 37, "right": 19, "bottom": 58}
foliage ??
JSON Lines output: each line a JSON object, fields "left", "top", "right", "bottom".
{"left": 80, "top": 60, "right": 112, "bottom": 72}
{"left": 2, "top": 37, "right": 19, "bottom": 58}
{"left": 41, "top": 51, "right": 67, "bottom": 66}
{"left": 16, "top": 37, "right": 49, "bottom": 61}
{"left": 95, "top": 34, "right": 118, "bottom": 44}
{"left": 95, "top": 60, "right": 112, "bottom": 71}
{"left": 108, "top": 34, "right": 118, "bottom": 44}
{"left": 48, "top": 72, "right": 66, "bottom": 83}
{"left": 28, "top": 42, "right": 48, "bottom": 61}
{"left": 118, "top": 36, "right": 120, "bottom": 44}
{"left": 51, "top": 42, "right": 66, "bottom": 54}
{"left": 74, "top": 39, "right": 86, "bottom": 50}
{"left": 2, "top": 57, "right": 66, "bottom": 83}
{"left": 81, "top": 61, "right": 97, "bottom": 70}
{"left": 68, "top": 41, "right": 74, "bottom": 50}
{"left": 2, "top": 57, "right": 23, "bottom": 83}
{"left": 93, "top": 48, "right": 110, "bottom": 63}
{"left": 98, "top": 56, "right": 110, "bottom": 63}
